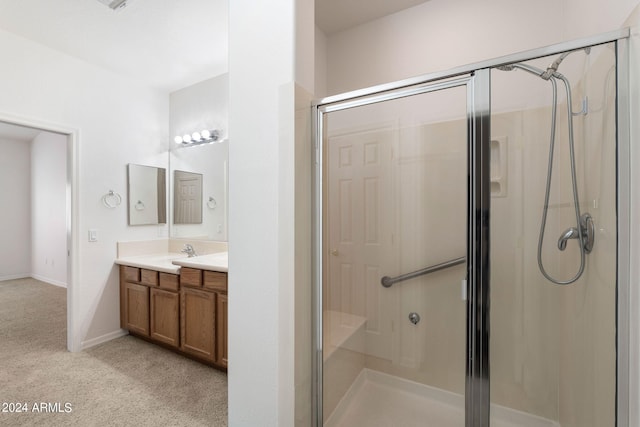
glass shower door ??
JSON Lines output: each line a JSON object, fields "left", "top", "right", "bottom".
{"left": 488, "top": 42, "right": 618, "bottom": 427}
{"left": 318, "top": 76, "right": 477, "bottom": 426}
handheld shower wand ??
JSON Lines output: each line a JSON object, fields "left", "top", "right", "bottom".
{"left": 496, "top": 48, "right": 594, "bottom": 285}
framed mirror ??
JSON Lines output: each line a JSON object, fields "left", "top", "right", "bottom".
{"left": 127, "top": 164, "right": 167, "bottom": 225}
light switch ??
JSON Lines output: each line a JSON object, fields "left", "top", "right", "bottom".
{"left": 88, "top": 229, "right": 98, "bottom": 242}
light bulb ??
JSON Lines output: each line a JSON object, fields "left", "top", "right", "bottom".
{"left": 182, "top": 134, "right": 192, "bottom": 143}
{"left": 201, "top": 129, "right": 211, "bottom": 139}
{"left": 174, "top": 135, "right": 183, "bottom": 144}
{"left": 192, "top": 132, "right": 201, "bottom": 141}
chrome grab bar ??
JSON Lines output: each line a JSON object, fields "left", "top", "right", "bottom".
{"left": 380, "top": 256, "right": 466, "bottom": 288}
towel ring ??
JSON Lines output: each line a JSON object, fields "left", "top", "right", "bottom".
{"left": 102, "top": 190, "right": 122, "bottom": 209}
{"left": 207, "top": 196, "right": 217, "bottom": 209}
{"left": 135, "top": 200, "right": 145, "bottom": 211}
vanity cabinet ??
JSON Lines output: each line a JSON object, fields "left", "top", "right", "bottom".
{"left": 120, "top": 266, "right": 150, "bottom": 336}
{"left": 122, "top": 281, "right": 150, "bottom": 336}
{"left": 120, "top": 266, "right": 179, "bottom": 347}
{"left": 216, "top": 293, "right": 228, "bottom": 367}
{"left": 119, "top": 264, "right": 227, "bottom": 369}
{"left": 150, "top": 288, "right": 180, "bottom": 347}
{"left": 205, "top": 271, "right": 228, "bottom": 368}
{"left": 180, "top": 267, "right": 228, "bottom": 367}
{"left": 150, "top": 272, "right": 180, "bottom": 347}
{"left": 180, "top": 287, "right": 216, "bottom": 361}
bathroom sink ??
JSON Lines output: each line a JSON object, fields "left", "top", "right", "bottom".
{"left": 172, "top": 252, "right": 228, "bottom": 272}
{"left": 115, "top": 252, "right": 188, "bottom": 274}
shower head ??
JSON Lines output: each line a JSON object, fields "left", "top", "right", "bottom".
{"left": 541, "top": 47, "right": 591, "bottom": 80}
{"left": 496, "top": 62, "right": 546, "bottom": 79}
{"left": 497, "top": 47, "right": 592, "bottom": 80}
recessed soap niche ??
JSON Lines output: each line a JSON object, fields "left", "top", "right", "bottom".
{"left": 490, "top": 136, "right": 507, "bottom": 197}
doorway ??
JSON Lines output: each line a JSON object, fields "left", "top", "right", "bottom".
{"left": 0, "top": 115, "right": 79, "bottom": 353}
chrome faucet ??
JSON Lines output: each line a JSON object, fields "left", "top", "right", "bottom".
{"left": 181, "top": 244, "right": 197, "bottom": 257}
{"left": 557, "top": 213, "right": 594, "bottom": 253}
{"left": 557, "top": 227, "right": 580, "bottom": 251}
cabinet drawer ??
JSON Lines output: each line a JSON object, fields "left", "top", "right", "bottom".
{"left": 122, "top": 266, "right": 140, "bottom": 282}
{"left": 204, "top": 271, "right": 227, "bottom": 292}
{"left": 180, "top": 267, "right": 202, "bottom": 288}
{"left": 159, "top": 272, "right": 179, "bottom": 291}
{"left": 140, "top": 269, "right": 158, "bottom": 286}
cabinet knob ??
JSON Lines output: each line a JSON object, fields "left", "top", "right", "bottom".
{"left": 330, "top": 249, "right": 339, "bottom": 256}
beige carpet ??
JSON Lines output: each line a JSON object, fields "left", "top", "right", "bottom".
{"left": 0, "top": 278, "right": 228, "bottom": 427}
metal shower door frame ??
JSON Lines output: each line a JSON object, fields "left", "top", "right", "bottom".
{"left": 312, "top": 71, "right": 490, "bottom": 426}
{"left": 311, "top": 27, "right": 630, "bottom": 427}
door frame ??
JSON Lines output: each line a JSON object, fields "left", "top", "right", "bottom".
{"left": 311, "top": 28, "right": 630, "bottom": 427}
{"left": 0, "top": 111, "right": 80, "bottom": 353}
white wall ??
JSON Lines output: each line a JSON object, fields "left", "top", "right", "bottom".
{"left": 0, "top": 138, "right": 30, "bottom": 280}
{"left": 31, "top": 131, "right": 67, "bottom": 287}
{"left": 322, "top": 0, "right": 640, "bottom": 96}
{"left": 228, "top": 0, "right": 314, "bottom": 425}
{"left": 169, "top": 74, "right": 229, "bottom": 241}
{"left": 325, "top": 0, "right": 563, "bottom": 95}
{"left": 314, "top": 26, "right": 328, "bottom": 98}
{"left": 562, "top": 0, "right": 639, "bottom": 40}
{"left": 0, "top": 28, "right": 169, "bottom": 350}
{"left": 228, "top": 0, "right": 293, "bottom": 421}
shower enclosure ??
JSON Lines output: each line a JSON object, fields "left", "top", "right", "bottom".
{"left": 312, "top": 30, "right": 630, "bottom": 427}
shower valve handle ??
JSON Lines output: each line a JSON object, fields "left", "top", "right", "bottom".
{"left": 558, "top": 227, "right": 580, "bottom": 251}
{"left": 557, "top": 213, "right": 595, "bottom": 253}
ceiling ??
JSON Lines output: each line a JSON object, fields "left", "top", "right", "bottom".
{"left": 0, "top": 0, "right": 228, "bottom": 93}
{"left": 315, "top": 0, "right": 431, "bottom": 35}
{"left": 0, "top": 0, "right": 429, "bottom": 95}
{"left": 0, "top": 1, "right": 432, "bottom": 140}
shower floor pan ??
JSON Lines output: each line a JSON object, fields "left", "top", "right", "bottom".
{"left": 325, "top": 369, "right": 559, "bottom": 427}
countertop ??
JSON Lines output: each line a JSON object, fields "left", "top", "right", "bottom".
{"left": 115, "top": 252, "right": 228, "bottom": 274}
{"left": 172, "top": 252, "right": 228, "bottom": 272}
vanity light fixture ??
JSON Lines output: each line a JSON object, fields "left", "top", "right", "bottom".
{"left": 174, "top": 129, "right": 221, "bottom": 147}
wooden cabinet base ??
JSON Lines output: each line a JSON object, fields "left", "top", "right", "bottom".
{"left": 120, "top": 264, "right": 227, "bottom": 371}
{"left": 150, "top": 288, "right": 179, "bottom": 347}
{"left": 180, "top": 287, "right": 216, "bottom": 362}
{"left": 127, "top": 331, "right": 227, "bottom": 371}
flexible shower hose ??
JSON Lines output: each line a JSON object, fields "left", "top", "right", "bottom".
{"left": 535, "top": 73, "right": 587, "bottom": 285}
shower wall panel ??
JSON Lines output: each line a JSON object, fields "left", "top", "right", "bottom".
{"left": 490, "top": 43, "right": 617, "bottom": 427}
{"left": 556, "top": 43, "right": 617, "bottom": 427}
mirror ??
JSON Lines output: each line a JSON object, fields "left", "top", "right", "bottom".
{"left": 169, "top": 73, "right": 228, "bottom": 240}
{"left": 174, "top": 170, "right": 203, "bottom": 224}
{"left": 127, "top": 164, "right": 167, "bottom": 226}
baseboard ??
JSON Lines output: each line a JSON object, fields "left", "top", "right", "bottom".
{"left": 0, "top": 273, "right": 30, "bottom": 282}
{"left": 81, "top": 329, "right": 128, "bottom": 350}
{"left": 31, "top": 274, "right": 67, "bottom": 288}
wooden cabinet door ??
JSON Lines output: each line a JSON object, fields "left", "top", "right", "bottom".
{"left": 216, "top": 293, "right": 228, "bottom": 368}
{"left": 150, "top": 288, "right": 180, "bottom": 347}
{"left": 124, "top": 282, "right": 149, "bottom": 336}
{"left": 180, "top": 287, "right": 215, "bottom": 362}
